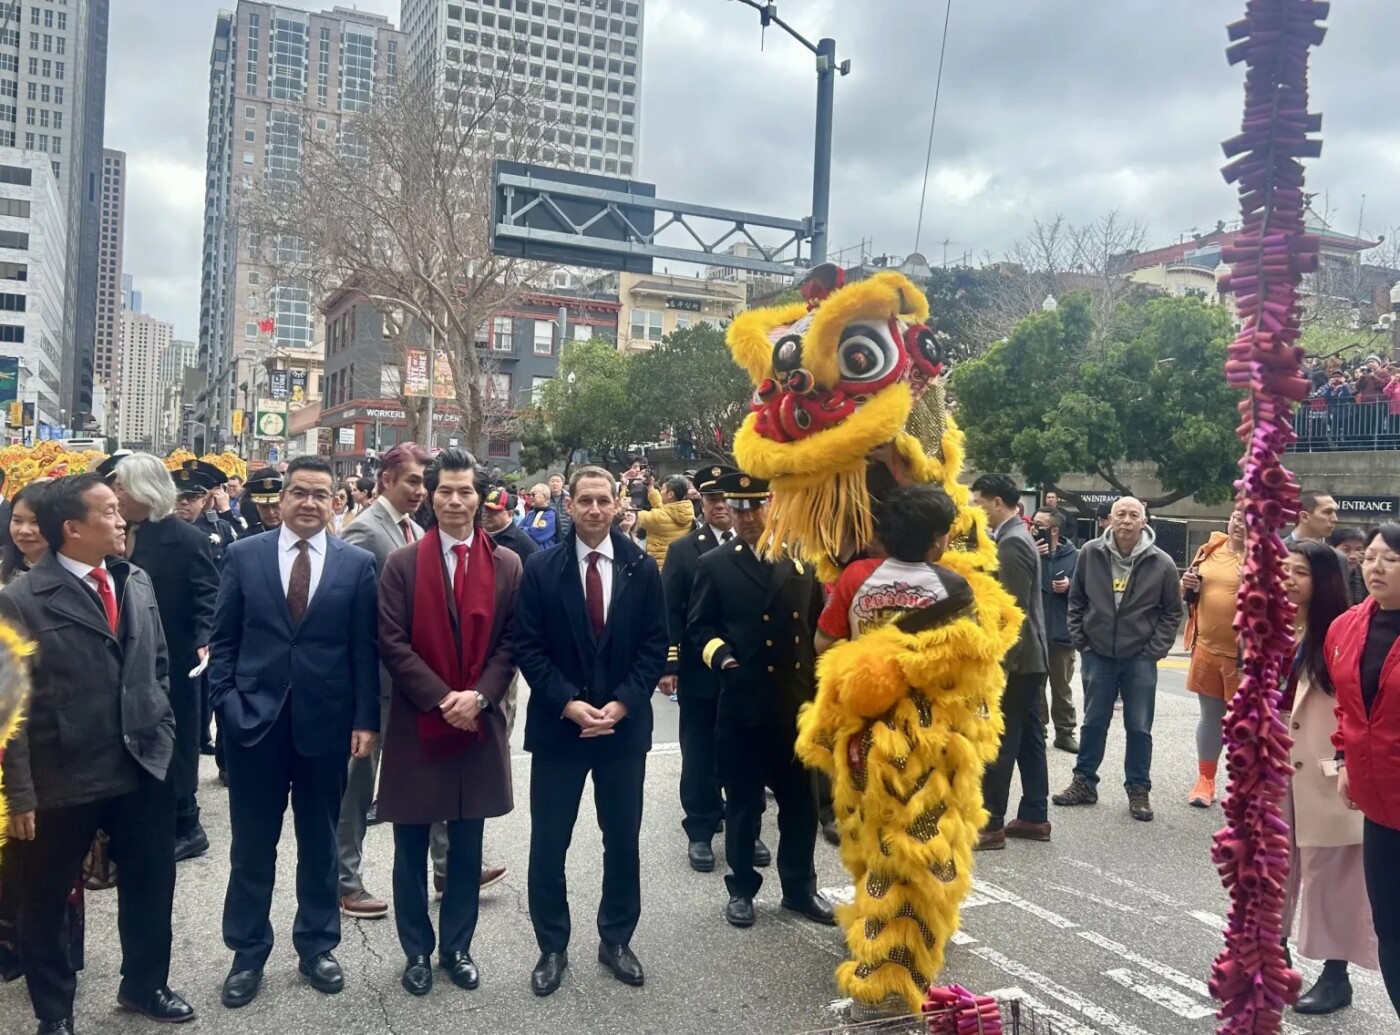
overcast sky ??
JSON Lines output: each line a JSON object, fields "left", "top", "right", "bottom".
{"left": 109, "top": 0, "right": 1400, "bottom": 341}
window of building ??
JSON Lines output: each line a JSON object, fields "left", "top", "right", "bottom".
{"left": 245, "top": 322, "right": 258, "bottom": 339}
{"left": 244, "top": 104, "right": 255, "bottom": 119}
{"left": 485, "top": 373, "right": 512, "bottom": 411}
{"left": 55, "top": 37, "right": 63, "bottom": 56}
{"left": 491, "top": 316, "right": 513, "bottom": 351}
{"left": 317, "top": 26, "right": 330, "bottom": 108}
{"left": 0, "top": 293, "right": 26, "bottom": 312}
{"left": 38, "top": 109, "right": 48, "bottom": 127}
{"left": 338, "top": 28, "right": 375, "bottom": 111}
{"left": 23, "top": 132, "right": 32, "bottom": 148}
{"left": 54, "top": 62, "right": 62, "bottom": 80}
{"left": 0, "top": 105, "right": 16, "bottom": 124}
{"left": 0, "top": 167, "right": 28, "bottom": 188}
{"left": 50, "top": 138, "right": 58, "bottom": 154}
{"left": 0, "top": 262, "right": 28, "bottom": 280}
{"left": 0, "top": 30, "right": 16, "bottom": 49}
{"left": 0, "top": 325, "right": 23, "bottom": 343}
{"left": 24, "top": 81, "right": 34, "bottom": 100}
{"left": 242, "top": 151, "right": 253, "bottom": 165}
{"left": 265, "top": 109, "right": 300, "bottom": 184}
{"left": 23, "top": 107, "right": 32, "bottom": 125}
{"left": 44, "top": 9, "right": 52, "bottom": 28}
{"left": 0, "top": 197, "right": 28, "bottom": 220}
{"left": 268, "top": 14, "right": 307, "bottom": 102}
{"left": 533, "top": 319, "right": 554, "bottom": 355}
{"left": 531, "top": 375, "right": 550, "bottom": 404}
{"left": 0, "top": 131, "right": 12, "bottom": 148}
{"left": 487, "top": 436, "right": 511, "bottom": 458}
{"left": 271, "top": 282, "right": 312, "bottom": 350}
{"left": 51, "top": 112, "right": 59, "bottom": 130}
{"left": 52, "top": 88, "right": 61, "bottom": 105}
{"left": 630, "top": 307, "right": 663, "bottom": 342}
{"left": 244, "top": 129, "right": 255, "bottom": 142}
{"left": 248, "top": 271, "right": 261, "bottom": 285}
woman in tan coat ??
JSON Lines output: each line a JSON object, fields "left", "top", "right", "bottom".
{"left": 1280, "top": 542, "right": 1379, "bottom": 1015}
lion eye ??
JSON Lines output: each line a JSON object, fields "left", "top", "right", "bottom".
{"left": 837, "top": 322, "right": 899, "bottom": 383}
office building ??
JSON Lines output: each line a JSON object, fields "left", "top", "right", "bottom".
{"left": 0, "top": 148, "right": 67, "bottom": 427}
{"left": 95, "top": 147, "right": 123, "bottom": 396}
{"left": 196, "top": 2, "right": 404, "bottom": 450}
{"left": 121, "top": 271, "right": 140, "bottom": 312}
{"left": 399, "top": 0, "right": 644, "bottom": 178}
{"left": 117, "top": 308, "right": 171, "bottom": 448}
{"left": 155, "top": 337, "right": 196, "bottom": 450}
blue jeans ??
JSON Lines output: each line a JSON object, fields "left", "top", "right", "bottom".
{"left": 1073, "top": 651, "right": 1158, "bottom": 791}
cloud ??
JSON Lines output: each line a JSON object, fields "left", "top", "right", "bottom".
{"left": 111, "top": 0, "right": 1400, "bottom": 340}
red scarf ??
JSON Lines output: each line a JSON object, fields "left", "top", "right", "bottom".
{"left": 412, "top": 525, "right": 496, "bottom": 759}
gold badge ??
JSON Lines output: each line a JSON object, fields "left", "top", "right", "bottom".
{"left": 740, "top": 476, "right": 751, "bottom": 488}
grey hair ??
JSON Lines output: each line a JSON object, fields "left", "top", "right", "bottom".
{"left": 116, "top": 453, "right": 177, "bottom": 521}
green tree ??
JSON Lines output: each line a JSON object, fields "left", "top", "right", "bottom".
{"left": 516, "top": 338, "right": 638, "bottom": 474}
{"left": 627, "top": 323, "right": 753, "bottom": 462}
{"left": 952, "top": 293, "right": 1241, "bottom": 512}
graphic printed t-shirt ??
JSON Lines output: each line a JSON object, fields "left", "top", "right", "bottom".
{"left": 819, "top": 557, "right": 951, "bottom": 641}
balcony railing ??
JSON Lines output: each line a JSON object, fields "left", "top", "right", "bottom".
{"left": 1292, "top": 399, "right": 1400, "bottom": 452}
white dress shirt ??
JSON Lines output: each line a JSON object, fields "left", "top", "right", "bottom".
{"left": 278, "top": 525, "right": 328, "bottom": 601}
{"left": 440, "top": 527, "right": 475, "bottom": 582}
{"left": 708, "top": 525, "right": 735, "bottom": 544}
{"left": 56, "top": 551, "right": 111, "bottom": 599}
{"left": 575, "top": 534, "right": 615, "bottom": 624}
{"left": 376, "top": 495, "right": 421, "bottom": 543}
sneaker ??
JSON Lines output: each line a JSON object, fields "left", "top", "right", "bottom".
{"left": 1052, "top": 775, "right": 1098, "bottom": 807}
{"left": 1188, "top": 774, "right": 1216, "bottom": 808}
{"left": 1127, "top": 785, "right": 1154, "bottom": 822}
{"left": 339, "top": 890, "right": 389, "bottom": 919}
{"left": 1052, "top": 732, "right": 1080, "bottom": 754}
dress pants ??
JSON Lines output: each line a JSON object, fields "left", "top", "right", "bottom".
{"left": 337, "top": 694, "right": 389, "bottom": 897}
{"left": 1074, "top": 651, "right": 1158, "bottom": 791}
{"left": 1364, "top": 818, "right": 1400, "bottom": 1019}
{"left": 13, "top": 773, "right": 174, "bottom": 1023}
{"left": 716, "top": 722, "right": 817, "bottom": 900}
{"left": 528, "top": 751, "right": 646, "bottom": 954}
{"left": 393, "top": 819, "right": 484, "bottom": 959}
{"left": 170, "top": 672, "right": 203, "bottom": 839}
{"left": 983, "top": 672, "right": 1050, "bottom": 829}
{"left": 223, "top": 706, "right": 348, "bottom": 972}
{"left": 1043, "top": 644, "right": 1079, "bottom": 739}
{"left": 678, "top": 691, "right": 723, "bottom": 843}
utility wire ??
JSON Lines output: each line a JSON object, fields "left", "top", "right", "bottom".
{"left": 914, "top": 0, "right": 954, "bottom": 256}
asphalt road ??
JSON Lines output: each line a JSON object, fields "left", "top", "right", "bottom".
{"left": 2, "top": 663, "right": 1395, "bottom": 1035}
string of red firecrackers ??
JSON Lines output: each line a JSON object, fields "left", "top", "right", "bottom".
{"left": 1211, "top": 2, "right": 1327, "bottom": 1033}
{"left": 922, "top": 985, "right": 1002, "bottom": 1035}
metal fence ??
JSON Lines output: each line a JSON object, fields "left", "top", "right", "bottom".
{"left": 1293, "top": 399, "right": 1400, "bottom": 452}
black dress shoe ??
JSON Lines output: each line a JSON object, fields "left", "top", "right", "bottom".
{"left": 365, "top": 800, "right": 381, "bottom": 826}
{"left": 781, "top": 892, "right": 837, "bottom": 925}
{"left": 820, "top": 818, "right": 840, "bottom": 846}
{"left": 687, "top": 841, "right": 715, "bottom": 873}
{"left": 1294, "top": 973, "right": 1352, "bottom": 1015}
{"left": 173, "top": 827, "right": 210, "bottom": 863}
{"left": 753, "top": 838, "right": 772, "bottom": 867}
{"left": 200, "top": 741, "right": 216, "bottom": 756}
{"left": 401, "top": 955, "right": 432, "bottom": 997}
{"left": 220, "top": 968, "right": 263, "bottom": 1009}
{"left": 598, "top": 942, "right": 644, "bottom": 986}
{"left": 725, "top": 895, "right": 755, "bottom": 928}
{"left": 442, "top": 950, "right": 479, "bottom": 990}
{"left": 299, "top": 951, "right": 345, "bottom": 995}
{"left": 119, "top": 985, "right": 195, "bottom": 1023}
{"left": 530, "top": 951, "right": 568, "bottom": 997}
{"left": 36, "top": 1020, "right": 75, "bottom": 1035}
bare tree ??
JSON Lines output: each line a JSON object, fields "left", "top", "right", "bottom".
{"left": 240, "top": 65, "right": 560, "bottom": 446}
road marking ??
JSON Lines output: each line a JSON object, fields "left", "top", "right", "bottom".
{"left": 962, "top": 890, "right": 996, "bottom": 909}
{"left": 986, "top": 987, "right": 1100, "bottom": 1035}
{"left": 950, "top": 929, "right": 977, "bottom": 946}
{"left": 1061, "top": 858, "right": 1193, "bottom": 910}
{"left": 975, "top": 879, "right": 1079, "bottom": 930}
{"left": 1188, "top": 909, "right": 1226, "bottom": 931}
{"left": 1077, "top": 931, "right": 1210, "bottom": 997}
{"left": 1045, "top": 882, "right": 1145, "bottom": 916}
{"left": 1103, "top": 968, "right": 1216, "bottom": 1019}
{"left": 974, "top": 947, "right": 1154, "bottom": 1035}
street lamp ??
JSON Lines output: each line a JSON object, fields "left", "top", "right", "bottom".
{"left": 729, "top": 0, "right": 849, "bottom": 265}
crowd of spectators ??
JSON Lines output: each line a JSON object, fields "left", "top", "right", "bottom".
{"left": 1299, "top": 352, "right": 1400, "bottom": 449}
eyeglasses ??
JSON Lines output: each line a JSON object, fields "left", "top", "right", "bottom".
{"left": 286, "top": 489, "right": 333, "bottom": 504}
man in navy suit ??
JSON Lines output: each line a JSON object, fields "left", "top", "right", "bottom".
{"left": 208, "top": 455, "right": 379, "bottom": 1009}
{"left": 515, "top": 465, "right": 667, "bottom": 997}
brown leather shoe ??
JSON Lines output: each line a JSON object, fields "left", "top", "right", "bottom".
{"left": 1005, "top": 819, "right": 1052, "bottom": 842}
{"left": 339, "top": 890, "right": 388, "bottom": 919}
{"left": 479, "top": 864, "right": 508, "bottom": 890}
{"left": 974, "top": 828, "right": 1005, "bottom": 851}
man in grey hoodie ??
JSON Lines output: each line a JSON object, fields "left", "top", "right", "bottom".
{"left": 1053, "top": 496, "right": 1183, "bottom": 822}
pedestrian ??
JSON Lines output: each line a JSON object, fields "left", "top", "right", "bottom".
{"left": 1327, "top": 523, "right": 1400, "bottom": 1020}
{"left": 112, "top": 453, "right": 220, "bottom": 864}
{"left": 661, "top": 465, "right": 740, "bottom": 873}
{"left": 1054, "top": 496, "right": 1183, "bottom": 822}
{"left": 337, "top": 442, "right": 431, "bottom": 921}
{"left": 688, "top": 470, "right": 832, "bottom": 930}
{"left": 970, "top": 474, "right": 1051, "bottom": 851}
{"left": 1328, "top": 526, "right": 1368, "bottom": 605}
{"left": 1279, "top": 542, "right": 1378, "bottom": 1016}
{"left": 329, "top": 489, "right": 350, "bottom": 534}
{"left": 238, "top": 471, "right": 283, "bottom": 537}
{"left": 521, "top": 484, "right": 557, "bottom": 550}
{"left": 1283, "top": 491, "right": 1339, "bottom": 549}
{"left": 514, "top": 465, "right": 668, "bottom": 996}
{"left": 633, "top": 474, "right": 696, "bottom": 571}
{"left": 1180, "top": 505, "right": 1246, "bottom": 808}
{"left": 481, "top": 487, "right": 538, "bottom": 564}
{"left": 224, "top": 474, "right": 247, "bottom": 531}
{"left": 376, "top": 449, "right": 522, "bottom": 997}
{"left": 547, "top": 472, "right": 572, "bottom": 543}
{"left": 0, "top": 482, "right": 51, "bottom": 584}
{"left": 0, "top": 473, "right": 194, "bottom": 1033}
{"left": 209, "top": 455, "right": 380, "bottom": 1008}
{"left": 1032, "top": 508, "right": 1080, "bottom": 753}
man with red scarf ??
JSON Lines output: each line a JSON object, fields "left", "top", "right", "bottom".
{"left": 375, "top": 448, "right": 522, "bottom": 997}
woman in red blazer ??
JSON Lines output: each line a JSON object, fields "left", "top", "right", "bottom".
{"left": 1326, "top": 523, "right": 1400, "bottom": 1020}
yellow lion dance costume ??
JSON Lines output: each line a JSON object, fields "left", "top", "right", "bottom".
{"left": 727, "top": 265, "right": 1022, "bottom": 1014}
{"left": 0, "top": 619, "right": 33, "bottom": 841}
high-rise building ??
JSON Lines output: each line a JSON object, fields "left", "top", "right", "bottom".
{"left": 155, "top": 337, "right": 196, "bottom": 451}
{"left": 196, "top": 2, "right": 404, "bottom": 449}
{"left": 121, "top": 270, "right": 140, "bottom": 312}
{"left": 0, "top": 149, "right": 67, "bottom": 428}
{"left": 0, "top": 0, "right": 110, "bottom": 426}
{"left": 95, "top": 148, "right": 123, "bottom": 394}
{"left": 117, "top": 308, "right": 171, "bottom": 448}
{"left": 399, "top": 0, "right": 644, "bottom": 179}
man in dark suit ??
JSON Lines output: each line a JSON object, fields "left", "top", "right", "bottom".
{"left": 687, "top": 471, "right": 833, "bottom": 930}
{"left": 113, "top": 453, "right": 220, "bottom": 864}
{"left": 515, "top": 465, "right": 667, "bottom": 996}
{"left": 971, "top": 474, "right": 1051, "bottom": 850}
{"left": 209, "top": 455, "right": 379, "bottom": 1008}
{"left": 0, "top": 473, "right": 193, "bottom": 1033}
{"left": 661, "top": 463, "right": 748, "bottom": 874}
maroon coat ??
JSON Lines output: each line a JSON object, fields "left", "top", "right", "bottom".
{"left": 375, "top": 535, "right": 522, "bottom": 825}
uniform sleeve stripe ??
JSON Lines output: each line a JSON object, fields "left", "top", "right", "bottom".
{"left": 702, "top": 638, "right": 728, "bottom": 669}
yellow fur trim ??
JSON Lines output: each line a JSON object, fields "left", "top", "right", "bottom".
{"left": 701, "top": 638, "right": 727, "bottom": 669}
{"left": 800, "top": 272, "right": 930, "bottom": 387}
{"left": 0, "top": 619, "right": 35, "bottom": 847}
{"left": 726, "top": 301, "right": 811, "bottom": 384}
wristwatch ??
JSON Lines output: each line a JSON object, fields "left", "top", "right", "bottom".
{"left": 475, "top": 691, "right": 490, "bottom": 712}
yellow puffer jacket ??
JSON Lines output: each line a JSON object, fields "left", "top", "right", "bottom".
{"left": 633, "top": 488, "right": 696, "bottom": 571}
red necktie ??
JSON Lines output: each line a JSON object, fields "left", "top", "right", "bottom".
{"left": 400, "top": 518, "right": 414, "bottom": 543}
{"left": 585, "top": 551, "right": 605, "bottom": 640}
{"left": 90, "top": 567, "right": 118, "bottom": 633}
{"left": 451, "top": 543, "right": 469, "bottom": 614}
